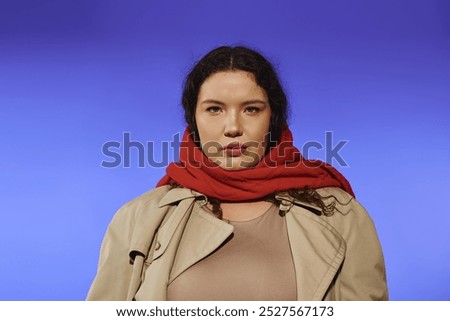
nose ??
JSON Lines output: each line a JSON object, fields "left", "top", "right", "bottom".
{"left": 224, "top": 111, "right": 243, "bottom": 138}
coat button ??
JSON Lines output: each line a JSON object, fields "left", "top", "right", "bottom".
{"left": 155, "top": 242, "right": 161, "bottom": 251}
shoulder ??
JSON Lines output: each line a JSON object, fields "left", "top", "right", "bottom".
{"left": 315, "top": 186, "right": 354, "bottom": 207}
{"left": 109, "top": 185, "right": 201, "bottom": 228}
{"left": 107, "top": 186, "right": 172, "bottom": 229}
{"left": 116, "top": 185, "right": 171, "bottom": 214}
{"left": 280, "top": 187, "right": 377, "bottom": 236}
{"left": 315, "top": 187, "right": 370, "bottom": 219}
{"left": 314, "top": 187, "right": 378, "bottom": 239}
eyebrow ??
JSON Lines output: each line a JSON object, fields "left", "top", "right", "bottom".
{"left": 201, "top": 99, "right": 225, "bottom": 105}
{"left": 201, "top": 99, "right": 267, "bottom": 105}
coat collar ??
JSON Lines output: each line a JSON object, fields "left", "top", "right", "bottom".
{"left": 158, "top": 187, "right": 209, "bottom": 207}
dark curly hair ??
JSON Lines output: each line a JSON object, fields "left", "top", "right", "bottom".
{"left": 181, "top": 45, "right": 288, "bottom": 149}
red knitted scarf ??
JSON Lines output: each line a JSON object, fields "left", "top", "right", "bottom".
{"left": 157, "top": 128, "right": 354, "bottom": 201}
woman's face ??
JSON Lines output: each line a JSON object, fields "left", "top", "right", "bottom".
{"left": 195, "top": 70, "right": 271, "bottom": 170}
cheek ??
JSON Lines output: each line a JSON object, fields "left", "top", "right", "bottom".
{"left": 195, "top": 116, "right": 221, "bottom": 144}
{"left": 255, "top": 117, "right": 271, "bottom": 142}
{"left": 196, "top": 117, "right": 208, "bottom": 131}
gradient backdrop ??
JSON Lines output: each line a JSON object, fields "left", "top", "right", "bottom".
{"left": 1, "top": 0, "right": 449, "bottom": 300}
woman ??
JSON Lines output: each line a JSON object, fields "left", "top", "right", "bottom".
{"left": 87, "top": 46, "right": 388, "bottom": 301}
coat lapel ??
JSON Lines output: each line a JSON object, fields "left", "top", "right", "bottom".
{"left": 286, "top": 205, "right": 346, "bottom": 300}
{"left": 168, "top": 203, "right": 234, "bottom": 283}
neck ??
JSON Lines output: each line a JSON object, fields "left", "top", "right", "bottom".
{"left": 216, "top": 200, "right": 274, "bottom": 222}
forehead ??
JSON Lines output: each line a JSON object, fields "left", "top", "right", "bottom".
{"left": 198, "top": 70, "right": 267, "bottom": 100}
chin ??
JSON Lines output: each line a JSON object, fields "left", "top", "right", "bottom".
{"left": 215, "top": 157, "right": 259, "bottom": 170}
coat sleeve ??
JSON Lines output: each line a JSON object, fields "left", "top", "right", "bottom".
{"left": 327, "top": 196, "right": 389, "bottom": 300}
{"left": 86, "top": 202, "right": 137, "bottom": 300}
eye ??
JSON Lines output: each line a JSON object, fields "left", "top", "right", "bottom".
{"left": 244, "top": 106, "right": 261, "bottom": 114}
{"left": 206, "top": 106, "right": 222, "bottom": 114}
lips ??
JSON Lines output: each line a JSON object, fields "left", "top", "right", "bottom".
{"left": 223, "top": 142, "right": 247, "bottom": 157}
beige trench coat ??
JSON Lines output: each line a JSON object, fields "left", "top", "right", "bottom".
{"left": 87, "top": 186, "right": 388, "bottom": 301}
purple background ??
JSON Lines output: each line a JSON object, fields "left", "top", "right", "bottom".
{"left": 1, "top": 0, "right": 449, "bottom": 300}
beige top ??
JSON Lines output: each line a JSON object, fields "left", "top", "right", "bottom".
{"left": 167, "top": 204, "right": 297, "bottom": 301}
